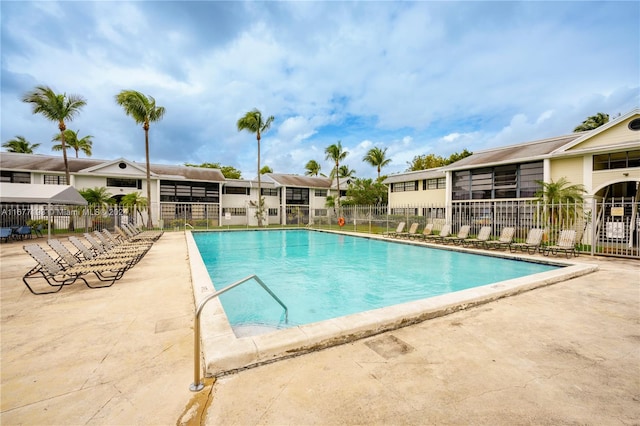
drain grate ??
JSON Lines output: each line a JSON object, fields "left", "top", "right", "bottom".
{"left": 364, "top": 334, "right": 415, "bottom": 359}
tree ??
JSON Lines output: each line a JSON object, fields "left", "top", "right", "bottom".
{"left": 362, "top": 147, "right": 391, "bottom": 178}
{"left": 115, "top": 90, "right": 165, "bottom": 229}
{"left": 22, "top": 85, "right": 87, "bottom": 183}
{"left": 185, "top": 162, "right": 242, "bottom": 179}
{"left": 325, "top": 141, "right": 348, "bottom": 210}
{"left": 535, "top": 177, "right": 586, "bottom": 232}
{"left": 52, "top": 129, "right": 93, "bottom": 158}
{"left": 79, "top": 186, "right": 115, "bottom": 206}
{"left": 2, "top": 136, "right": 40, "bottom": 153}
{"left": 304, "top": 160, "right": 322, "bottom": 176}
{"left": 406, "top": 149, "right": 472, "bottom": 171}
{"left": 260, "top": 165, "right": 273, "bottom": 174}
{"left": 446, "top": 148, "right": 472, "bottom": 164}
{"left": 121, "top": 191, "right": 148, "bottom": 226}
{"left": 343, "top": 178, "right": 388, "bottom": 206}
{"left": 574, "top": 112, "right": 609, "bottom": 132}
{"left": 237, "top": 108, "right": 275, "bottom": 226}
{"left": 337, "top": 165, "right": 356, "bottom": 179}
{"left": 406, "top": 153, "right": 445, "bottom": 171}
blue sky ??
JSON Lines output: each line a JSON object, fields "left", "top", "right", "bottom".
{"left": 1, "top": 1, "right": 638, "bottom": 179}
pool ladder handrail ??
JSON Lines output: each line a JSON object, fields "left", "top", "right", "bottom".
{"left": 190, "top": 274, "right": 288, "bottom": 391}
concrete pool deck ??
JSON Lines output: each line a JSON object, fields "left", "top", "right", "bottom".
{"left": 1, "top": 231, "right": 639, "bottom": 424}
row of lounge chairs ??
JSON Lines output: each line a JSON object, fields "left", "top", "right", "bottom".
{"left": 383, "top": 222, "right": 578, "bottom": 257}
{"left": 21, "top": 225, "right": 163, "bottom": 295}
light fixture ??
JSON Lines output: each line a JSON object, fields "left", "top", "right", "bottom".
{"left": 623, "top": 172, "right": 629, "bottom": 177}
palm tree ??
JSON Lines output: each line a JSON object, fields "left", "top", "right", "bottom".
{"left": 2, "top": 136, "right": 40, "bottom": 153}
{"left": 79, "top": 186, "right": 115, "bottom": 206}
{"left": 362, "top": 147, "right": 391, "bottom": 179}
{"left": 115, "top": 90, "right": 165, "bottom": 229}
{"left": 325, "top": 141, "right": 348, "bottom": 210}
{"left": 52, "top": 129, "right": 93, "bottom": 158}
{"left": 337, "top": 165, "right": 356, "bottom": 179}
{"left": 237, "top": 108, "right": 275, "bottom": 226}
{"left": 574, "top": 112, "right": 609, "bottom": 132}
{"left": 535, "top": 177, "right": 586, "bottom": 235}
{"left": 121, "top": 191, "right": 148, "bottom": 227}
{"left": 22, "top": 85, "right": 87, "bottom": 183}
{"left": 305, "top": 160, "right": 322, "bottom": 176}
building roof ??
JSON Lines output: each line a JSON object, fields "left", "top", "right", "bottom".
{"left": 0, "top": 152, "right": 226, "bottom": 182}
{"left": 444, "top": 134, "right": 581, "bottom": 171}
{"left": 264, "top": 173, "right": 333, "bottom": 188}
{"left": 383, "top": 168, "right": 445, "bottom": 184}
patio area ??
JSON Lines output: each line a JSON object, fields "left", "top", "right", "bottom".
{"left": 1, "top": 231, "right": 638, "bottom": 425}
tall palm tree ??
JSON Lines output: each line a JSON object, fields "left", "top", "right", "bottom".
{"left": 324, "top": 141, "right": 348, "bottom": 210}
{"left": 2, "top": 136, "right": 40, "bottom": 153}
{"left": 304, "top": 160, "right": 322, "bottom": 176}
{"left": 115, "top": 90, "right": 165, "bottom": 229}
{"left": 574, "top": 112, "right": 609, "bottom": 132}
{"left": 237, "top": 108, "right": 275, "bottom": 226}
{"left": 362, "top": 146, "right": 391, "bottom": 179}
{"left": 52, "top": 129, "right": 93, "bottom": 158}
{"left": 121, "top": 191, "right": 148, "bottom": 226}
{"left": 22, "top": 85, "right": 87, "bottom": 183}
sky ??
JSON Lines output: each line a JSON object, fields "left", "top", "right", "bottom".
{"left": 1, "top": 1, "right": 639, "bottom": 180}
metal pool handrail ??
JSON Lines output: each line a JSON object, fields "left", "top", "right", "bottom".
{"left": 190, "top": 274, "right": 288, "bottom": 391}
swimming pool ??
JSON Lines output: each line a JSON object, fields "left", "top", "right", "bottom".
{"left": 186, "top": 229, "right": 598, "bottom": 375}
{"left": 193, "top": 230, "right": 557, "bottom": 331}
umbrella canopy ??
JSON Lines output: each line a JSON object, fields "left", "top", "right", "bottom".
{"left": 0, "top": 183, "right": 87, "bottom": 205}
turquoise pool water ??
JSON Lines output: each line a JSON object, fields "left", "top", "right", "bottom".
{"left": 193, "top": 230, "right": 558, "bottom": 329}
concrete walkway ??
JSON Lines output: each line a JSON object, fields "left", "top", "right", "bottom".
{"left": 1, "top": 231, "right": 638, "bottom": 425}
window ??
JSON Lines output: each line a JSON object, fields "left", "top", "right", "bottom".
{"left": 314, "top": 209, "right": 328, "bottom": 216}
{"left": 0, "top": 171, "right": 30, "bottom": 184}
{"left": 160, "top": 181, "right": 219, "bottom": 203}
{"left": 106, "top": 178, "right": 140, "bottom": 188}
{"left": 286, "top": 187, "right": 309, "bottom": 205}
{"left": 222, "top": 207, "right": 246, "bottom": 216}
{"left": 314, "top": 189, "right": 328, "bottom": 197}
{"left": 452, "top": 162, "right": 542, "bottom": 200}
{"left": 391, "top": 181, "right": 418, "bottom": 192}
{"left": 262, "top": 188, "right": 278, "bottom": 196}
{"left": 223, "top": 186, "right": 249, "bottom": 195}
{"left": 391, "top": 208, "right": 418, "bottom": 215}
{"left": 268, "top": 208, "right": 279, "bottom": 216}
{"left": 628, "top": 118, "right": 640, "bottom": 131}
{"left": 44, "top": 175, "right": 67, "bottom": 185}
{"left": 424, "top": 177, "right": 446, "bottom": 190}
{"left": 594, "top": 151, "right": 640, "bottom": 170}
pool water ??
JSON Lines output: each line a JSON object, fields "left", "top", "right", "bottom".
{"left": 193, "top": 230, "right": 558, "bottom": 330}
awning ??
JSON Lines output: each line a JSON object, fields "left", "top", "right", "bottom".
{"left": 0, "top": 183, "right": 87, "bottom": 205}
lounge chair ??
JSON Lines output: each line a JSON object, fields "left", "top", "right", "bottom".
{"left": 14, "top": 225, "right": 32, "bottom": 240}
{"left": 397, "top": 222, "right": 420, "bottom": 239}
{"left": 441, "top": 225, "right": 471, "bottom": 245}
{"left": 22, "top": 244, "right": 129, "bottom": 294}
{"left": 462, "top": 226, "right": 492, "bottom": 248}
{"left": 543, "top": 230, "right": 577, "bottom": 258}
{"left": 33, "top": 224, "right": 44, "bottom": 238}
{"left": 68, "top": 236, "right": 145, "bottom": 265}
{"left": 383, "top": 222, "right": 406, "bottom": 238}
{"left": 49, "top": 238, "right": 138, "bottom": 271}
{"left": 0, "top": 227, "right": 12, "bottom": 243}
{"left": 123, "top": 223, "right": 164, "bottom": 241}
{"left": 510, "top": 228, "right": 544, "bottom": 254}
{"left": 415, "top": 223, "right": 434, "bottom": 241}
{"left": 425, "top": 224, "right": 452, "bottom": 243}
{"left": 83, "top": 233, "right": 149, "bottom": 260}
{"left": 484, "top": 227, "right": 515, "bottom": 250}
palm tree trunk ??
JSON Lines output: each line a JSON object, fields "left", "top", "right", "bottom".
{"left": 145, "top": 128, "right": 153, "bottom": 229}
{"left": 257, "top": 133, "right": 263, "bottom": 227}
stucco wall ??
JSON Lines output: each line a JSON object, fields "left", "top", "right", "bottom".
{"left": 549, "top": 157, "right": 584, "bottom": 186}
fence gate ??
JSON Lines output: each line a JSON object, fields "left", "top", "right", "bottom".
{"left": 592, "top": 198, "right": 639, "bottom": 258}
